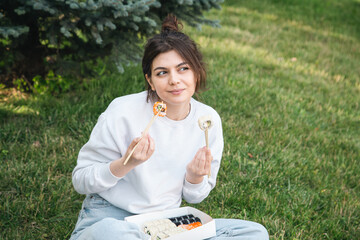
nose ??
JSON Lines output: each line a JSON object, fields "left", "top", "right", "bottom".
{"left": 168, "top": 71, "right": 180, "bottom": 85}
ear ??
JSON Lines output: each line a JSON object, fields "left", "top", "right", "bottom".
{"left": 146, "top": 74, "right": 155, "bottom": 91}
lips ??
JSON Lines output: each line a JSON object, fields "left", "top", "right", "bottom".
{"left": 169, "top": 89, "right": 184, "bottom": 95}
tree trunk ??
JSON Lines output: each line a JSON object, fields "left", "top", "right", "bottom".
{"left": 0, "top": 17, "right": 47, "bottom": 90}
{"left": 17, "top": 18, "right": 47, "bottom": 87}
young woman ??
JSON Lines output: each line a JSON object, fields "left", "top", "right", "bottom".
{"left": 70, "top": 15, "right": 269, "bottom": 240}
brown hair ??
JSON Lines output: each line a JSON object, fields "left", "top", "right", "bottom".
{"left": 142, "top": 14, "right": 207, "bottom": 101}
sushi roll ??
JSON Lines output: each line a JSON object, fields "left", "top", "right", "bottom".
{"left": 153, "top": 101, "right": 167, "bottom": 117}
{"left": 179, "top": 219, "right": 191, "bottom": 225}
{"left": 169, "top": 214, "right": 199, "bottom": 223}
{"left": 169, "top": 214, "right": 202, "bottom": 226}
{"left": 143, "top": 219, "right": 176, "bottom": 239}
{"left": 155, "top": 227, "right": 187, "bottom": 239}
{"left": 178, "top": 221, "right": 202, "bottom": 230}
{"left": 144, "top": 214, "right": 203, "bottom": 239}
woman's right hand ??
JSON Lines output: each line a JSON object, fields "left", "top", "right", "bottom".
{"left": 125, "top": 134, "right": 155, "bottom": 166}
{"left": 110, "top": 134, "right": 155, "bottom": 177}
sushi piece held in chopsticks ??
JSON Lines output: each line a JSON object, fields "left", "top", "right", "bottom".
{"left": 153, "top": 101, "right": 167, "bottom": 117}
{"left": 198, "top": 115, "right": 213, "bottom": 176}
{"left": 123, "top": 101, "right": 167, "bottom": 165}
{"left": 198, "top": 115, "right": 213, "bottom": 148}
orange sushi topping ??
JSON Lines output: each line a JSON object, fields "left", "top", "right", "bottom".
{"left": 178, "top": 222, "right": 202, "bottom": 230}
{"left": 153, "top": 101, "right": 167, "bottom": 117}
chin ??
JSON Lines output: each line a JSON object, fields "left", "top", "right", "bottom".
{"left": 160, "top": 92, "right": 193, "bottom": 104}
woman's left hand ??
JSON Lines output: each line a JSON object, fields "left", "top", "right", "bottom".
{"left": 185, "top": 147, "right": 213, "bottom": 184}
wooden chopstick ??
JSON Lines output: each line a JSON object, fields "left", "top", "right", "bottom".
{"left": 123, "top": 110, "right": 161, "bottom": 165}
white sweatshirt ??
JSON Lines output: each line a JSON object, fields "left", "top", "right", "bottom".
{"left": 72, "top": 91, "right": 224, "bottom": 214}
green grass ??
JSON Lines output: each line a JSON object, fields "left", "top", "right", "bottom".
{"left": 1, "top": 0, "right": 359, "bottom": 239}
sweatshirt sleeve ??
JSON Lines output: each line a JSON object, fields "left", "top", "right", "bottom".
{"left": 72, "top": 112, "right": 123, "bottom": 195}
{"left": 182, "top": 112, "right": 224, "bottom": 203}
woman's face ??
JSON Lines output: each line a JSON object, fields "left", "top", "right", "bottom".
{"left": 146, "top": 50, "right": 196, "bottom": 108}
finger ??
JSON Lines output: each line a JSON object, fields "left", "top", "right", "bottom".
{"left": 126, "top": 137, "right": 141, "bottom": 159}
{"left": 188, "top": 149, "right": 201, "bottom": 171}
{"left": 143, "top": 134, "right": 152, "bottom": 155}
{"left": 129, "top": 137, "right": 141, "bottom": 149}
{"left": 139, "top": 135, "right": 150, "bottom": 156}
{"left": 205, "top": 148, "right": 213, "bottom": 165}
{"left": 197, "top": 147, "right": 206, "bottom": 170}
{"left": 193, "top": 148, "right": 202, "bottom": 162}
{"left": 204, "top": 149, "right": 213, "bottom": 173}
{"left": 147, "top": 135, "right": 155, "bottom": 156}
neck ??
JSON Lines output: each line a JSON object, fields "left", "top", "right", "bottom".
{"left": 165, "top": 102, "right": 191, "bottom": 121}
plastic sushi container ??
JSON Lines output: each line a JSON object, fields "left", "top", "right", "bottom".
{"left": 125, "top": 206, "right": 216, "bottom": 240}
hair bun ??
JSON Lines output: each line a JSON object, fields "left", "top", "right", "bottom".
{"left": 161, "top": 14, "right": 183, "bottom": 32}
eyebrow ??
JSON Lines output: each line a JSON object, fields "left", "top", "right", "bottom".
{"left": 153, "top": 62, "right": 188, "bottom": 71}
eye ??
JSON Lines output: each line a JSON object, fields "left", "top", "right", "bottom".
{"left": 156, "top": 71, "right": 167, "bottom": 76}
{"left": 179, "top": 66, "right": 189, "bottom": 72}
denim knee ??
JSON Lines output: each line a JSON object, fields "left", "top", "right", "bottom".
{"left": 214, "top": 218, "right": 269, "bottom": 240}
{"left": 251, "top": 222, "right": 269, "bottom": 240}
{"left": 78, "top": 217, "right": 149, "bottom": 240}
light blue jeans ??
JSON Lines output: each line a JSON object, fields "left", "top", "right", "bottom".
{"left": 70, "top": 194, "right": 269, "bottom": 240}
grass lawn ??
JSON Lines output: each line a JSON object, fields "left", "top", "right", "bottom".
{"left": 1, "top": 0, "right": 359, "bottom": 239}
